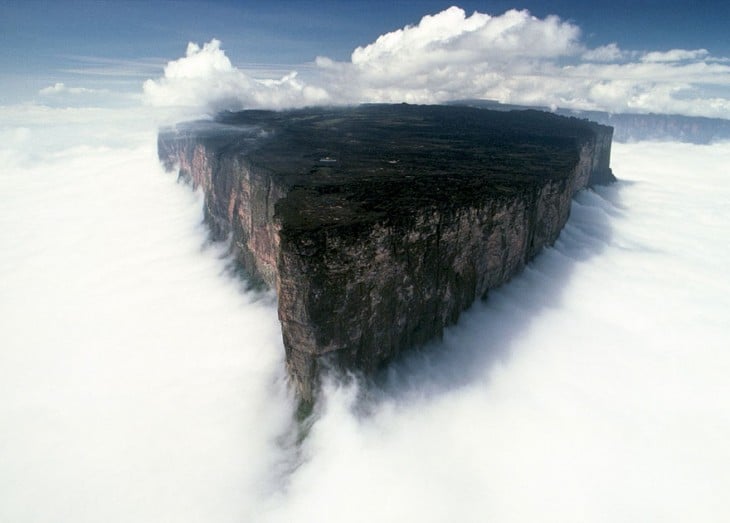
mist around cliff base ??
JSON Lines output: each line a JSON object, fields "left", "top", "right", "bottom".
{"left": 1, "top": 104, "right": 730, "bottom": 523}
{"left": 277, "top": 141, "right": 730, "bottom": 522}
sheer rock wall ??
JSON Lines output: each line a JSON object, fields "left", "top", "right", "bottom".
{"left": 158, "top": 105, "right": 614, "bottom": 401}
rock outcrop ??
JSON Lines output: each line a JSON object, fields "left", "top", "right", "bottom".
{"left": 158, "top": 104, "right": 614, "bottom": 401}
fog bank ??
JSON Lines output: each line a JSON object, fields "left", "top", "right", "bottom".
{"left": 0, "top": 114, "right": 295, "bottom": 522}
{"left": 1, "top": 107, "right": 728, "bottom": 522}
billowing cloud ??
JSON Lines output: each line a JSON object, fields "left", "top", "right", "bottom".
{"left": 143, "top": 39, "right": 329, "bottom": 115}
{"left": 143, "top": 7, "right": 730, "bottom": 120}
{"left": 317, "top": 7, "right": 730, "bottom": 117}
{"left": 350, "top": 7, "right": 580, "bottom": 69}
{"left": 315, "top": 7, "right": 582, "bottom": 105}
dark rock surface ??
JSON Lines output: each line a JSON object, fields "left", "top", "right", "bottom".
{"left": 158, "top": 104, "right": 614, "bottom": 401}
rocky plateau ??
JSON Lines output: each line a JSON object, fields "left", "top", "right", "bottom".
{"left": 158, "top": 104, "right": 615, "bottom": 401}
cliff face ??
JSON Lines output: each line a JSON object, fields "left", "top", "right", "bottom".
{"left": 161, "top": 124, "right": 285, "bottom": 287}
{"left": 158, "top": 105, "right": 614, "bottom": 400}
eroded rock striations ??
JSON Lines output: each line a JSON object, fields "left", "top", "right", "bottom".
{"left": 158, "top": 104, "right": 614, "bottom": 401}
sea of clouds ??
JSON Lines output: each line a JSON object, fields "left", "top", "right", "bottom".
{"left": 2, "top": 5, "right": 730, "bottom": 523}
{"left": 3, "top": 105, "right": 728, "bottom": 523}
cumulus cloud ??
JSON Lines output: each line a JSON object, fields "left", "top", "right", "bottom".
{"left": 317, "top": 7, "right": 584, "bottom": 105}
{"left": 143, "top": 39, "right": 328, "bottom": 115}
{"left": 144, "top": 7, "right": 730, "bottom": 119}
{"left": 350, "top": 7, "right": 581, "bottom": 70}
{"left": 316, "top": 6, "right": 730, "bottom": 117}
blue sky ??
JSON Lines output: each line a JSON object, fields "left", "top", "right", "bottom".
{"left": 4, "top": 1, "right": 729, "bottom": 63}
{"left": 2, "top": 1, "right": 729, "bottom": 116}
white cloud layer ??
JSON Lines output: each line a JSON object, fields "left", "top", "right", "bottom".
{"left": 142, "top": 7, "right": 730, "bottom": 118}
{"left": 39, "top": 82, "right": 100, "bottom": 95}
{"left": 641, "top": 48, "right": 709, "bottom": 63}
{"left": 2, "top": 93, "right": 730, "bottom": 523}
{"left": 0, "top": 109, "right": 296, "bottom": 522}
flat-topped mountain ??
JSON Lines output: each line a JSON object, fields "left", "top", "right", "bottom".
{"left": 451, "top": 99, "right": 730, "bottom": 143}
{"left": 158, "top": 104, "right": 614, "bottom": 401}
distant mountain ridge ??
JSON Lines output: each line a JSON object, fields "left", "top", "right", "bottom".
{"left": 451, "top": 100, "right": 730, "bottom": 144}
